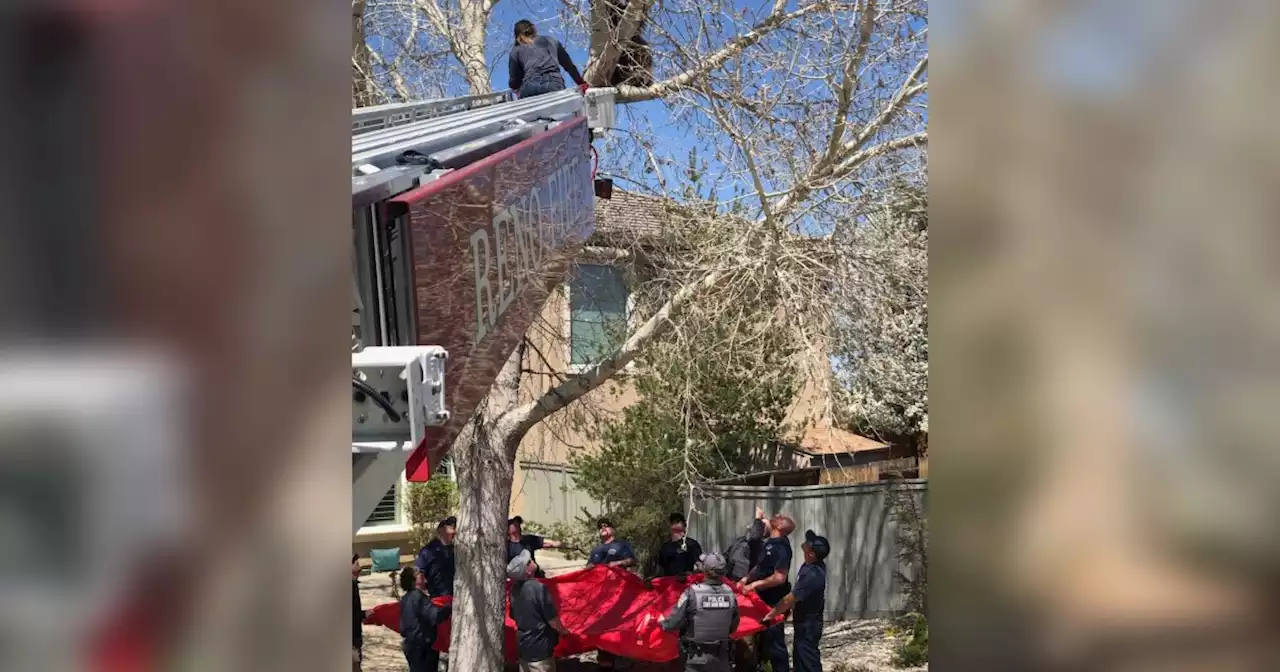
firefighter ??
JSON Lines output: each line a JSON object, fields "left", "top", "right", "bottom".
{"left": 508, "top": 19, "right": 588, "bottom": 99}
{"left": 587, "top": 518, "right": 637, "bottom": 569}
{"left": 415, "top": 516, "right": 457, "bottom": 598}
{"left": 508, "top": 550, "right": 570, "bottom": 671}
{"left": 724, "top": 506, "right": 768, "bottom": 669}
{"left": 657, "top": 512, "right": 704, "bottom": 578}
{"left": 399, "top": 566, "right": 446, "bottom": 672}
{"left": 740, "top": 514, "right": 796, "bottom": 672}
{"left": 588, "top": 517, "right": 637, "bottom": 670}
{"left": 762, "top": 531, "right": 830, "bottom": 672}
{"left": 659, "top": 552, "right": 740, "bottom": 672}
{"left": 507, "top": 516, "right": 565, "bottom": 579}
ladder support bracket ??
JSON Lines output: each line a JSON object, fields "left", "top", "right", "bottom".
{"left": 352, "top": 346, "right": 448, "bottom": 446}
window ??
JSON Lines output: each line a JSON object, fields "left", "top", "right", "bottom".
{"left": 568, "top": 264, "right": 629, "bottom": 367}
{"left": 363, "top": 482, "right": 400, "bottom": 527}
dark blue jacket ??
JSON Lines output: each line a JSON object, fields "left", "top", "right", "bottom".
{"left": 508, "top": 36, "right": 585, "bottom": 92}
{"left": 415, "top": 538, "right": 456, "bottom": 597}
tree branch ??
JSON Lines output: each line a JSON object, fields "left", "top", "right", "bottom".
{"left": 770, "top": 60, "right": 928, "bottom": 216}
{"left": 615, "top": 1, "right": 832, "bottom": 103}
{"left": 369, "top": 49, "right": 413, "bottom": 101}
{"left": 702, "top": 79, "right": 776, "bottom": 227}
{"left": 843, "top": 54, "right": 928, "bottom": 155}
{"left": 831, "top": 130, "right": 927, "bottom": 178}
{"left": 418, "top": 0, "right": 453, "bottom": 48}
{"left": 585, "top": 0, "right": 660, "bottom": 86}
{"left": 822, "top": 0, "right": 878, "bottom": 158}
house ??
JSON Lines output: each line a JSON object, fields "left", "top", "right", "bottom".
{"left": 703, "top": 425, "right": 922, "bottom": 488}
{"left": 353, "top": 190, "right": 908, "bottom": 554}
{"left": 793, "top": 424, "right": 921, "bottom": 483}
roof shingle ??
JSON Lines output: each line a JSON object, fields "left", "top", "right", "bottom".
{"left": 592, "top": 190, "right": 670, "bottom": 242}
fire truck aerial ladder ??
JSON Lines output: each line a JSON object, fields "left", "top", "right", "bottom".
{"left": 351, "top": 88, "right": 616, "bottom": 532}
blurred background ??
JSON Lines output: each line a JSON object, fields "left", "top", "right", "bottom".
{"left": 932, "top": 0, "right": 1280, "bottom": 670}
{"left": 0, "top": 0, "right": 1278, "bottom": 670}
{"left": 0, "top": 1, "right": 351, "bottom": 670}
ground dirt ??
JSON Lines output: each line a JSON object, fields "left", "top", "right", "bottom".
{"left": 358, "top": 574, "right": 925, "bottom": 672}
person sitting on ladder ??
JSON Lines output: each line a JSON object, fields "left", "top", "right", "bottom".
{"left": 508, "top": 19, "right": 588, "bottom": 99}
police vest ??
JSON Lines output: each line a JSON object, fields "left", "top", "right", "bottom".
{"left": 682, "top": 582, "right": 738, "bottom": 644}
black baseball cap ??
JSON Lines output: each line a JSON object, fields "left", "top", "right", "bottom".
{"left": 597, "top": 517, "right": 614, "bottom": 529}
{"left": 804, "top": 530, "right": 830, "bottom": 561}
{"left": 438, "top": 516, "right": 457, "bottom": 528}
{"left": 508, "top": 516, "right": 524, "bottom": 527}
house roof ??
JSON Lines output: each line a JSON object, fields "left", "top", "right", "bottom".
{"left": 592, "top": 190, "right": 829, "bottom": 264}
{"left": 794, "top": 424, "right": 890, "bottom": 455}
{"left": 709, "top": 467, "right": 822, "bottom": 487}
{"left": 593, "top": 190, "right": 670, "bottom": 241}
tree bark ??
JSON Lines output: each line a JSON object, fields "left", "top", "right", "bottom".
{"left": 586, "top": 0, "right": 656, "bottom": 86}
{"left": 449, "top": 345, "right": 524, "bottom": 671}
{"left": 458, "top": 0, "right": 493, "bottom": 95}
{"left": 450, "top": 415, "right": 518, "bottom": 671}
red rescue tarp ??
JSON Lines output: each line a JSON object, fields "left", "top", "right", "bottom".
{"left": 364, "top": 565, "right": 772, "bottom": 663}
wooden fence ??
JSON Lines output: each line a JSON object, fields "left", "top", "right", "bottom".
{"left": 688, "top": 479, "right": 927, "bottom": 621}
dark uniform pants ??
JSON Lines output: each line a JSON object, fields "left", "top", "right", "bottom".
{"left": 793, "top": 618, "right": 823, "bottom": 672}
{"left": 731, "top": 638, "right": 757, "bottom": 670}
{"left": 760, "top": 620, "right": 789, "bottom": 672}
{"left": 682, "top": 641, "right": 731, "bottom": 672}
{"left": 684, "top": 652, "right": 730, "bottom": 672}
{"left": 403, "top": 640, "right": 440, "bottom": 672}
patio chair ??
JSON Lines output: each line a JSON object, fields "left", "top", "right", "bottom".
{"left": 370, "top": 547, "right": 402, "bottom": 597}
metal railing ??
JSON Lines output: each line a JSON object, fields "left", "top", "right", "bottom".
{"left": 352, "top": 91, "right": 514, "bottom": 135}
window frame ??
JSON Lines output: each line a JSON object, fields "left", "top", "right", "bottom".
{"left": 563, "top": 260, "right": 637, "bottom": 375}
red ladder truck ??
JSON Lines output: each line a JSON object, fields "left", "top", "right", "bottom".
{"left": 350, "top": 87, "right": 617, "bottom": 530}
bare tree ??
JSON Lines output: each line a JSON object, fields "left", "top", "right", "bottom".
{"left": 355, "top": 0, "right": 928, "bottom": 668}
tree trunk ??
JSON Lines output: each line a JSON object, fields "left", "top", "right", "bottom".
{"left": 450, "top": 345, "right": 524, "bottom": 670}
{"left": 451, "top": 413, "right": 519, "bottom": 670}
{"left": 458, "top": 1, "right": 492, "bottom": 95}
{"left": 586, "top": 0, "right": 654, "bottom": 86}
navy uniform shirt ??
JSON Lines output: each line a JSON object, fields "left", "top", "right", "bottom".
{"left": 792, "top": 561, "right": 827, "bottom": 621}
{"left": 747, "top": 537, "right": 793, "bottom": 606}
{"left": 657, "top": 535, "right": 704, "bottom": 577}
{"left": 508, "top": 534, "right": 545, "bottom": 564}
{"left": 510, "top": 579, "right": 560, "bottom": 662}
{"left": 587, "top": 539, "right": 636, "bottom": 566}
{"left": 415, "top": 538, "right": 456, "bottom": 597}
{"left": 399, "top": 588, "right": 434, "bottom": 647}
